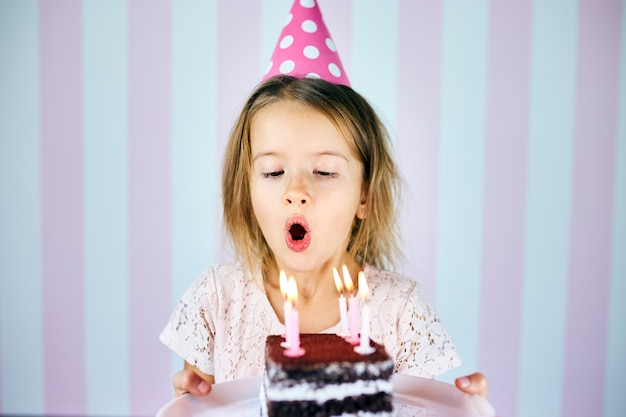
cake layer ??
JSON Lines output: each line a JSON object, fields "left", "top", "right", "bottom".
{"left": 265, "top": 334, "right": 394, "bottom": 384}
{"left": 266, "top": 334, "right": 391, "bottom": 365}
{"left": 264, "top": 376, "right": 393, "bottom": 402}
{"left": 267, "top": 392, "right": 394, "bottom": 417}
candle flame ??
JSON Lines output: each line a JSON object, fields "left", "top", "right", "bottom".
{"left": 358, "top": 271, "right": 369, "bottom": 299}
{"left": 287, "top": 276, "right": 298, "bottom": 304}
{"left": 342, "top": 265, "right": 354, "bottom": 293}
{"left": 279, "top": 270, "right": 288, "bottom": 298}
{"left": 333, "top": 268, "right": 344, "bottom": 293}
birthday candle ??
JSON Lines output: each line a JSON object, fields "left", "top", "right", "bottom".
{"left": 342, "top": 265, "right": 360, "bottom": 346}
{"left": 279, "top": 270, "right": 291, "bottom": 347}
{"left": 284, "top": 277, "right": 305, "bottom": 357}
{"left": 354, "top": 271, "right": 374, "bottom": 355}
{"left": 333, "top": 267, "right": 349, "bottom": 336}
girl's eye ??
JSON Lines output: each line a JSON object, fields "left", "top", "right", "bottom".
{"left": 262, "top": 171, "right": 284, "bottom": 179}
{"left": 314, "top": 170, "right": 338, "bottom": 178}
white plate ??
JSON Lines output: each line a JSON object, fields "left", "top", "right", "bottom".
{"left": 156, "top": 375, "right": 496, "bottom": 417}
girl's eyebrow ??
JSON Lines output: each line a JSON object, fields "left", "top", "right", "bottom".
{"left": 252, "top": 150, "right": 349, "bottom": 162}
{"left": 252, "top": 151, "right": 279, "bottom": 161}
{"left": 318, "top": 150, "right": 349, "bottom": 161}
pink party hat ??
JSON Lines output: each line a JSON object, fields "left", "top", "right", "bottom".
{"left": 262, "top": 0, "right": 350, "bottom": 86}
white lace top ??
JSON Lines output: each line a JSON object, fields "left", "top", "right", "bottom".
{"left": 160, "top": 262, "right": 461, "bottom": 383}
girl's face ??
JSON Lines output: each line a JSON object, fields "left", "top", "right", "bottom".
{"left": 250, "top": 101, "right": 365, "bottom": 276}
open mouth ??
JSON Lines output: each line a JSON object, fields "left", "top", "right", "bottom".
{"left": 285, "top": 217, "right": 310, "bottom": 252}
{"left": 289, "top": 223, "right": 306, "bottom": 241}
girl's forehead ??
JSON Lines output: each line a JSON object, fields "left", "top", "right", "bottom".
{"left": 250, "top": 100, "right": 358, "bottom": 154}
{"left": 253, "top": 100, "right": 324, "bottom": 122}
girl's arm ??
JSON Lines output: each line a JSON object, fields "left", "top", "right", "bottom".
{"left": 172, "top": 361, "right": 215, "bottom": 397}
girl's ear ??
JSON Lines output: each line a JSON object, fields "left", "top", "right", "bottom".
{"left": 356, "top": 205, "right": 366, "bottom": 219}
{"left": 357, "top": 186, "right": 368, "bottom": 219}
{"left": 356, "top": 198, "right": 366, "bottom": 220}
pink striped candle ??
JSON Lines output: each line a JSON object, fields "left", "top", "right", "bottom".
{"left": 284, "top": 277, "right": 305, "bottom": 357}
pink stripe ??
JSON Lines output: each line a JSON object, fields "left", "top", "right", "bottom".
{"left": 128, "top": 1, "right": 172, "bottom": 414}
{"left": 396, "top": 1, "right": 443, "bottom": 298}
{"left": 562, "top": 0, "right": 621, "bottom": 415}
{"left": 478, "top": 1, "right": 532, "bottom": 415}
{"left": 216, "top": 1, "right": 262, "bottom": 161}
{"left": 40, "top": 1, "right": 85, "bottom": 414}
{"left": 215, "top": 2, "right": 262, "bottom": 258}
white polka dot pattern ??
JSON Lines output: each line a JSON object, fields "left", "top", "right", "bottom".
{"left": 279, "top": 60, "right": 296, "bottom": 74}
{"left": 303, "top": 45, "right": 319, "bottom": 59}
{"left": 280, "top": 35, "right": 294, "bottom": 49}
{"left": 262, "top": 0, "right": 350, "bottom": 86}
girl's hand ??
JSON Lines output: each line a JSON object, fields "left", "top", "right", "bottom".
{"left": 454, "top": 372, "right": 488, "bottom": 397}
{"left": 172, "top": 362, "right": 215, "bottom": 397}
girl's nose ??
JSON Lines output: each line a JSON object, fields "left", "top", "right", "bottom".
{"left": 285, "top": 194, "right": 308, "bottom": 205}
{"left": 284, "top": 176, "right": 310, "bottom": 206}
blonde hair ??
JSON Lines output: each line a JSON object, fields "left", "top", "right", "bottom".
{"left": 222, "top": 75, "right": 401, "bottom": 272}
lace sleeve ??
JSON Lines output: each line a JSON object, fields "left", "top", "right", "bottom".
{"left": 159, "top": 268, "right": 218, "bottom": 376}
{"left": 394, "top": 281, "right": 461, "bottom": 378}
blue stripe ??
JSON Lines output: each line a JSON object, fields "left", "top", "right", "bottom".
{"left": 604, "top": 3, "right": 626, "bottom": 416}
{"left": 518, "top": 2, "right": 578, "bottom": 416}
{"left": 435, "top": 0, "right": 489, "bottom": 382}
{"left": 0, "top": 1, "right": 45, "bottom": 413}
{"left": 261, "top": 0, "right": 292, "bottom": 72}
{"left": 82, "top": 1, "right": 129, "bottom": 414}
{"left": 170, "top": 0, "right": 220, "bottom": 376}
{"left": 351, "top": 0, "right": 398, "bottom": 134}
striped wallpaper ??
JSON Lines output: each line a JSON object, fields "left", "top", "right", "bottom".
{"left": 0, "top": 1, "right": 624, "bottom": 416}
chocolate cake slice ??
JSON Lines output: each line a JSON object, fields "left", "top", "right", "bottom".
{"left": 261, "top": 334, "right": 394, "bottom": 417}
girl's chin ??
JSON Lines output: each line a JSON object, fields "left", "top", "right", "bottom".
{"left": 273, "top": 255, "right": 345, "bottom": 276}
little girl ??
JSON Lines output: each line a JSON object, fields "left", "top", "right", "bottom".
{"left": 160, "top": 75, "right": 487, "bottom": 398}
